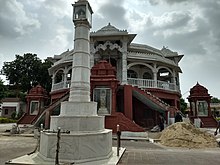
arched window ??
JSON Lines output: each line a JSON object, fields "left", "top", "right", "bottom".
{"left": 127, "top": 70, "right": 138, "bottom": 78}
{"left": 157, "top": 68, "right": 171, "bottom": 82}
{"left": 143, "top": 72, "right": 152, "bottom": 79}
{"left": 55, "top": 70, "right": 64, "bottom": 83}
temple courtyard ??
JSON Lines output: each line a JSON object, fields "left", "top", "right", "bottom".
{"left": 1, "top": 123, "right": 220, "bottom": 165}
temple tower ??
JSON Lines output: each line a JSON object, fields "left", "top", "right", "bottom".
{"left": 38, "top": 0, "right": 113, "bottom": 163}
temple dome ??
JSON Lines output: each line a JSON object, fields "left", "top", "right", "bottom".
{"left": 91, "top": 60, "right": 117, "bottom": 77}
{"left": 97, "top": 23, "right": 120, "bottom": 32}
{"left": 91, "top": 23, "right": 128, "bottom": 36}
{"left": 189, "top": 82, "right": 210, "bottom": 97}
{"left": 28, "top": 84, "right": 48, "bottom": 97}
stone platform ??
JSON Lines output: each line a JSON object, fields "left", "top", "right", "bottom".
{"left": 5, "top": 147, "right": 125, "bottom": 165}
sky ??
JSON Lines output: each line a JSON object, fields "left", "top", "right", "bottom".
{"left": 0, "top": 0, "right": 220, "bottom": 100}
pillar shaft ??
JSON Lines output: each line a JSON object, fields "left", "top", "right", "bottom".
{"left": 69, "top": 22, "right": 91, "bottom": 102}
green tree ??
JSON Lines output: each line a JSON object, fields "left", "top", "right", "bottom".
{"left": 211, "top": 97, "right": 220, "bottom": 103}
{"left": 180, "top": 98, "right": 187, "bottom": 114}
{"left": 2, "top": 53, "right": 52, "bottom": 93}
{"left": 0, "top": 80, "right": 8, "bottom": 101}
{"left": 35, "top": 59, "right": 53, "bottom": 92}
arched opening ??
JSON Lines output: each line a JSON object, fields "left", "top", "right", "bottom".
{"left": 127, "top": 70, "right": 138, "bottom": 78}
{"left": 157, "top": 68, "right": 172, "bottom": 82}
{"left": 143, "top": 72, "right": 152, "bottom": 79}
{"left": 55, "top": 70, "right": 64, "bottom": 83}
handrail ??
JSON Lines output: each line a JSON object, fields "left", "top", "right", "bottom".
{"left": 127, "top": 78, "right": 179, "bottom": 92}
{"left": 51, "top": 78, "right": 180, "bottom": 92}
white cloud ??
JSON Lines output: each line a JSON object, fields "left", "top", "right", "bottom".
{"left": 0, "top": 0, "right": 220, "bottom": 99}
{"left": 0, "top": 0, "right": 40, "bottom": 37}
{"left": 49, "top": 25, "right": 72, "bottom": 51}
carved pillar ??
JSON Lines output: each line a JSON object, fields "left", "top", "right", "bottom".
{"left": 124, "top": 85, "right": 133, "bottom": 120}
{"left": 117, "top": 59, "right": 122, "bottom": 82}
{"left": 51, "top": 73, "right": 55, "bottom": 91}
{"left": 69, "top": 20, "right": 91, "bottom": 102}
{"left": 207, "top": 99, "right": 211, "bottom": 117}
{"left": 153, "top": 64, "right": 157, "bottom": 88}
{"left": 194, "top": 100, "right": 197, "bottom": 117}
{"left": 111, "top": 82, "right": 117, "bottom": 114}
{"left": 121, "top": 40, "right": 128, "bottom": 85}
{"left": 63, "top": 66, "right": 68, "bottom": 88}
{"left": 172, "top": 71, "right": 177, "bottom": 91}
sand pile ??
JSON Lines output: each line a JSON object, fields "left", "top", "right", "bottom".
{"left": 159, "top": 122, "right": 218, "bottom": 148}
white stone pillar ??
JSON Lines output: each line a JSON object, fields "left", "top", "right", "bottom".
{"left": 121, "top": 40, "right": 128, "bottom": 85}
{"left": 63, "top": 67, "right": 68, "bottom": 88}
{"left": 51, "top": 74, "right": 55, "bottom": 91}
{"left": 69, "top": 22, "right": 91, "bottom": 102}
{"left": 153, "top": 64, "right": 158, "bottom": 88}
{"left": 172, "top": 71, "right": 177, "bottom": 91}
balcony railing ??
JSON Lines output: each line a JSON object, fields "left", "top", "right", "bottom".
{"left": 52, "top": 80, "right": 71, "bottom": 91}
{"left": 127, "top": 78, "right": 179, "bottom": 92}
{"left": 52, "top": 78, "right": 180, "bottom": 92}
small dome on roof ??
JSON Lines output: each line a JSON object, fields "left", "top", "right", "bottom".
{"left": 97, "top": 23, "right": 120, "bottom": 33}
{"left": 91, "top": 23, "right": 128, "bottom": 36}
{"left": 28, "top": 84, "right": 48, "bottom": 96}
{"left": 189, "top": 82, "right": 210, "bottom": 97}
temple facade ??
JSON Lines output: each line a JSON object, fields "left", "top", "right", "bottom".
{"left": 45, "top": 23, "right": 183, "bottom": 132}
{"left": 18, "top": 23, "right": 183, "bottom": 132}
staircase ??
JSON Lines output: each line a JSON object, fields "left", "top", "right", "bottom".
{"left": 105, "top": 112, "right": 144, "bottom": 133}
{"left": 17, "top": 113, "right": 36, "bottom": 125}
{"left": 132, "top": 86, "right": 170, "bottom": 113}
{"left": 32, "top": 91, "right": 69, "bottom": 126}
{"left": 200, "top": 117, "right": 218, "bottom": 128}
{"left": 17, "top": 91, "right": 69, "bottom": 126}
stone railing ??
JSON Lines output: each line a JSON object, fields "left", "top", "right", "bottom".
{"left": 127, "top": 78, "right": 179, "bottom": 92}
{"left": 52, "top": 78, "right": 179, "bottom": 92}
{"left": 51, "top": 80, "right": 71, "bottom": 91}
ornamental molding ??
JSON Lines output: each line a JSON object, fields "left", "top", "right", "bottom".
{"left": 91, "top": 41, "right": 124, "bottom": 54}
{"left": 128, "top": 51, "right": 177, "bottom": 66}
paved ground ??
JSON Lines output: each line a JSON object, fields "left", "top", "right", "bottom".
{"left": 0, "top": 135, "right": 37, "bottom": 165}
{"left": 117, "top": 140, "right": 220, "bottom": 165}
{"left": 1, "top": 123, "right": 220, "bottom": 165}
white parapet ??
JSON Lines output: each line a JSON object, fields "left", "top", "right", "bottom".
{"left": 39, "top": 129, "right": 113, "bottom": 163}
{"left": 50, "top": 116, "right": 105, "bottom": 131}
{"left": 59, "top": 101, "right": 98, "bottom": 116}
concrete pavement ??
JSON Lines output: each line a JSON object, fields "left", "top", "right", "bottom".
{"left": 1, "top": 124, "right": 220, "bottom": 165}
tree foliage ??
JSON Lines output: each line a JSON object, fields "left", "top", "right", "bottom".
{"left": 0, "top": 80, "right": 8, "bottom": 102}
{"left": 2, "top": 53, "right": 52, "bottom": 93}
{"left": 211, "top": 97, "right": 220, "bottom": 103}
{"left": 180, "top": 98, "right": 187, "bottom": 114}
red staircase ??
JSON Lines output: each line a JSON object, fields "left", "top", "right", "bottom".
{"left": 200, "top": 117, "right": 218, "bottom": 128}
{"left": 32, "top": 91, "right": 69, "bottom": 126}
{"left": 105, "top": 112, "right": 144, "bottom": 133}
{"left": 17, "top": 91, "right": 69, "bottom": 125}
{"left": 17, "top": 113, "right": 36, "bottom": 125}
{"left": 132, "top": 86, "right": 170, "bottom": 112}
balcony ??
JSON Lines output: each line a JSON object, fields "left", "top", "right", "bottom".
{"left": 127, "top": 78, "right": 180, "bottom": 92}
{"left": 51, "top": 80, "right": 71, "bottom": 91}
{"left": 51, "top": 78, "right": 180, "bottom": 92}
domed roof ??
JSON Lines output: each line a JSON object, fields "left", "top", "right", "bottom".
{"left": 189, "top": 82, "right": 210, "bottom": 97}
{"left": 91, "top": 60, "right": 117, "bottom": 78}
{"left": 28, "top": 84, "right": 48, "bottom": 97}
{"left": 91, "top": 23, "right": 128, "bottom": 36}
{"left": 97, "top": 23, "right": 120, "bottom": 32}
